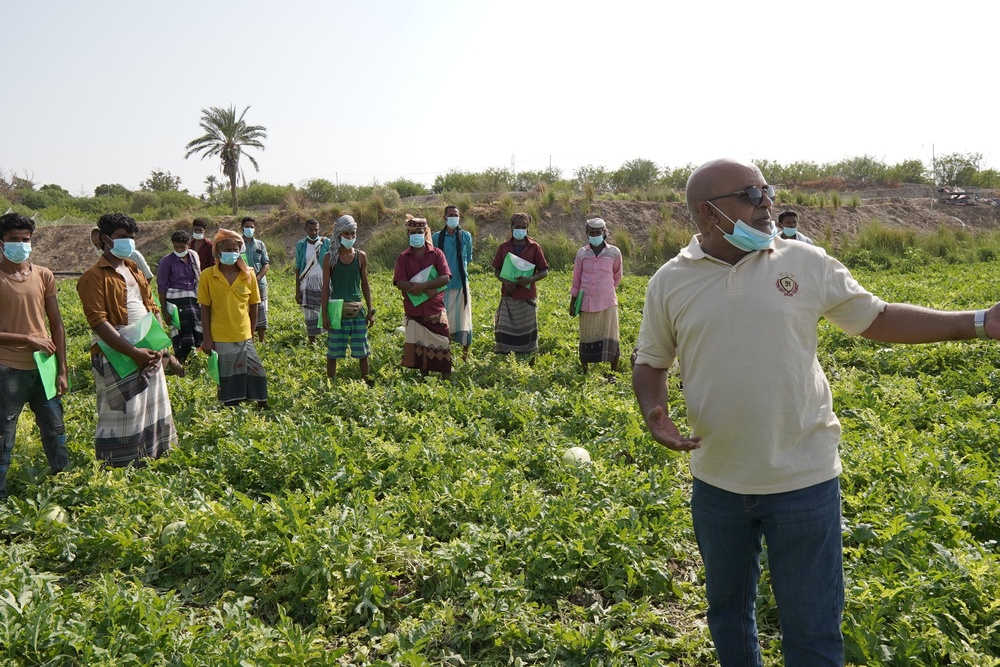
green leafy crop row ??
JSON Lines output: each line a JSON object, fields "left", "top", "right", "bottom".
{"left": 2, "top": 263, "right": 1000, "bottom": 665}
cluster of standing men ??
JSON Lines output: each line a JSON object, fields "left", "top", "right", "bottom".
{"left": 0, "top": 204, "right": 625, "bottom": 496}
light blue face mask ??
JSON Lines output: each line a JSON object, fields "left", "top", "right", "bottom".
{"left": 220, "top": 252, "right": 240, "bottom": 265}
{"left": 2, "top": 241, "right": 31, "bottom": 263}
{"left": 243, "top": 227, "right": 255, "bottom": 239}
{"left": 340, "top": 237, "right": 355, "bottom": 249}
{"left": 588, "top": 235, "right": 605, "bottom": 247}
{"left": 512, "top": 228, "right": 528, "bottom": 241}
{"left": 110, "top": 237, "right": 136, "bottom": 259}
{"left": 709, "top": 202, "right": 776, "bottom": 252}
{"left": 782, "top": 227, "right": 797, "bottom": 237}
{"left": 446, "top": 216, "right": 460, "bottom": 229}
{"left": 409, "top": 233, "right": 426, "bottom": 248}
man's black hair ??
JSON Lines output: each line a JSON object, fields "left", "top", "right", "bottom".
{"left": 0, "top": 212, "right": 35, "bottom": 236}
{"left": 778, "top": 210, "right": 798, "bottom": 224}
{"left": 171, "top": 229, "right": 192, "bottom": 244}
{"left": 240, "top": 216, "right": 256, "bottom": 225}
{"left": 97, "top": 212, "right": 139, "bottom": 238}
{"left": 192, "top": 217, "right": 209, "bottom": 229}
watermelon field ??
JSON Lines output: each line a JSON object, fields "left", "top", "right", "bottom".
{"left": 2, "top": 260, "right": 1000, "bottom": 666}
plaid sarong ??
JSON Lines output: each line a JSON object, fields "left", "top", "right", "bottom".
{"left": 216, "top": 340, "right": 268, "bottom": 405}
{"left": 579, "top": 306, "right": 620, "bottom": 363}
{"left": 91, "top": 353, "right": 176, "bottom": 468}
{"left": 165, "top": 288, "right": 202, "bottom": 362}
{"left": 326, "top": 308, "right": 370, "bottom": 359}
{"left": 403, "top": 312, "right": 452, "bottom": 374}
{"left": 442, "top": 286, "right": 472, "bottom": 347}
{"left": 301, "top": 272, "right": 323, "bottom": 337}
{"left": 493, "top": 296, "right": 537, "bottom": 354}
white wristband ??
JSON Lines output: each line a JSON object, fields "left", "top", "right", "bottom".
{"left": 974, "top": 309, "right": 989, "bottom": 340}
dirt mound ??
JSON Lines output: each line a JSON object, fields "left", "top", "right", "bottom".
{"left": 29, "top": 193, "right": 1000, "bottom": 276}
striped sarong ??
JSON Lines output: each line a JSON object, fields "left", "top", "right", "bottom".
{"left": 579, "top": 306, "right": 620, "bottom": 363}
{"left": 326, "top": 309, "right": 370, "bottom": 359}
{"left": 441, "top": 286, "right": 472, "bottom": 347}
{"left": 215, "top": 340, "right": 268, "bottom": 405}
{"left": 165, "top": 288, "right": 202, "bottom": 362}
{"left": 301, "top": 273, "right": 323, "bottom": 337}
{"left": 91, "top": 354, "right": 176, "bottom": 468}
{"left": 494, "top": 296, "right": 537, "bottom": 354}
{"left": 403, "top": 312, "right": 452, "bottom": 374}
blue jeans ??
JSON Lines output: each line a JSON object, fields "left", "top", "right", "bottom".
{"left": 0, "top": 364, "right": 67, "bottom": 499}
{"left": 691, "top": 477, "right": 844, "bottom": 667}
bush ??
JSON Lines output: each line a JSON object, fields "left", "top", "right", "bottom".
{"left": 610, "top": 159, "right": 660, "bottom": 190}
{"left": 130, "top": 191, "right": 160, "bottom": 214}
{"left": 363, "top": 225, "right": 406, "bottom": 272}
{"left": 532, "top": 230, "right": 577, "bottom": 272}
{"left": 240, "top": 181, "right": 295, "bottom": 207}
{"left": 302, "top": 179, "right": 337, "bottom": 203}
{"left": 385, "top": 178, "right": 428, "bottom": 198}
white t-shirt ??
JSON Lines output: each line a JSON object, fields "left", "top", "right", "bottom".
{"left": 117, "top": 263, "right": 148, "bottom": 325}
{"left": 634, "top": 235, "right": 886, "bottom": 494}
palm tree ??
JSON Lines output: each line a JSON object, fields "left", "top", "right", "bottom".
{"left": 204, "top": 174, "right": 218, "bottom": 197}
{"left": 185, "top": 106, "right": 267, "bottom": 214}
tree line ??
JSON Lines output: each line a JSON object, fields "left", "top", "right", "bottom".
{"left": 4, "top": 103, "right": 998, "bottom": 226}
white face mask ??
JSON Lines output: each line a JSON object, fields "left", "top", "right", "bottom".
{"left": 173, "top": 250, "right": 188, "bottom": 258}
{"left": 192, "top": 232, "right": 205, "bottom": 240}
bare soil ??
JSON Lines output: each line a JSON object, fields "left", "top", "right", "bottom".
{"left": 30, "top": 189, "right": 1000, "bottom": 276}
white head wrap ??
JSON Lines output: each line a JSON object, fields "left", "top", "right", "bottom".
{"left": 332, "top": 214, "right": 357, "bottom": 250}
{"left": 586, "top": 217, "right": 607, "bottom": 230}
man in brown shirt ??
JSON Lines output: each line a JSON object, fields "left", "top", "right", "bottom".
{"left": 77, "top": 212, "right": 178, "bottom": 468}
{"left": 0, "top": 212, "right": 68, "bottom": 499}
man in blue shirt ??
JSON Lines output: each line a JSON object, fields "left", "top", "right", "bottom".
{"left": 434, "top": 205, "right": 473, "bottom": 361}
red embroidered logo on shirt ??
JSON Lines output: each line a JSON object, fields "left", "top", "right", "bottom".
{"left": 776, "top": 274, "right": 798, "bottom": 297}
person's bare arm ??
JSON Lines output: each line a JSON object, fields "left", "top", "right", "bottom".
{"left": 200, "top": 305, "right": 213, "bottom": 353}
{"left": 45, "top": 295, "right": 68, "bottom": 396}
{"left": 860, "top": 302, "right": 1000, "bottom": 343}
{"left": 632, "top": 363, "right": 701, "bottom": 452}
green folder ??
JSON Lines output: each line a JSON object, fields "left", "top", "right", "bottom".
{"left": 165, "top": 302, "right": 180, "bottom": 330}
{"left": 500, "top": 252, "right": 536, "bottom": 281}
{"left": 97, "top": 312, "right": 173, "bottom": 378}
{"left": 33, "top": 351, "right": 59, "bottom": 401}
{"left": 327, "top": 299, "right": 343, "bottom": 330}
{"left": 207, "top": 350, "right": 220, "bottom": 385}
{"left": 406, "top": 266, "right": 439, "bottom": 307}
{"left": 570, "top": 290, "right": 584, "bottom": 317}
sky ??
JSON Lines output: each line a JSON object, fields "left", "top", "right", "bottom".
{"left": 4, "top": 0, "right": 999, "bottom": 197}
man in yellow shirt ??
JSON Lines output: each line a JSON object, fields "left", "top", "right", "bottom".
{"left": 198, "top": 228, "right": 268, "bottom": 408}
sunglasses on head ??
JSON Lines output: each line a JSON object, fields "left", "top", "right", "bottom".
{"left": 706, "top": 184, "right": 776, "bottom": 207}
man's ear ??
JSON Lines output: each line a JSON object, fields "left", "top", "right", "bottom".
{"left": 697, "top": 201, "right": 719, "bottom": 226}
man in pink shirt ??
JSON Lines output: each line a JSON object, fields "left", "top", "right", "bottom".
{"left": 570, "top": 217, "right": 623, "bottom": 377}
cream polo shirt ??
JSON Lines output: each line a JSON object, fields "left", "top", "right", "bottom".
{"left": 634, "top": 235, "right": 887, "bottom": 495}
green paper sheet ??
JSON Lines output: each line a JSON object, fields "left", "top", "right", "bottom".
{"left": 499, "top": 252, "right": 536, "bottom": 282}
{"left": 327, "top": 299, "right": 343, "bottom": 330}
{"left": 33, "top": 351, "right": 59, "bottom": 400}
{"left": 165, "top": 302, "right": 180, "bottom": 330}
{"left": 571, "top": 290, "right": 584, "bottom": 317}
{"left": 207, "top": 350, "right": 220, "bottom": 385}
{"left": 97, "top": 312, "right": 173, "bottom": 378}
{"left": 406, "top": 265, "right": 439, "bottom": 307}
